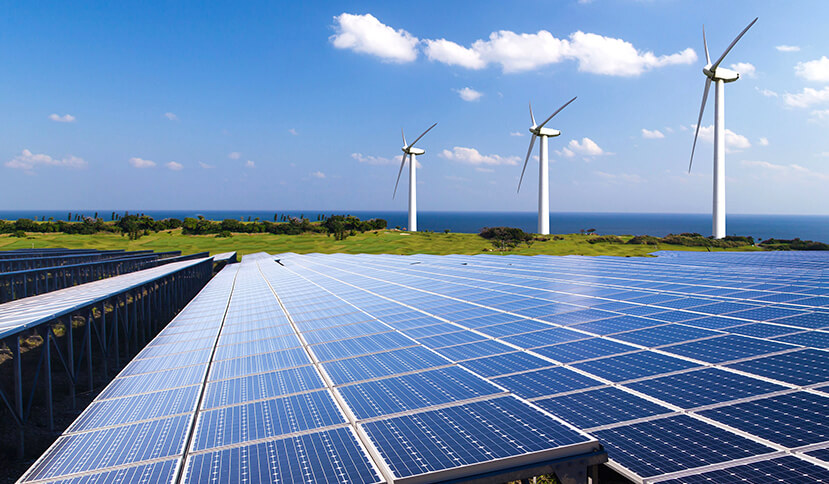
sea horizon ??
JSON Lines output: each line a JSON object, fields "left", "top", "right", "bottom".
{"left": 2, "top": 210, "right": 828, "bottom": 242}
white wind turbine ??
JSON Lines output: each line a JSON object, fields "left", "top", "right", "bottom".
{"left": 689, "top": 18, "right": 758, "bottom": 239}
{"left": 517, "top": 97, "right": 577, "bottom": 235}
{"left": 394, "top": 123, "right": 437, "bottom": 232}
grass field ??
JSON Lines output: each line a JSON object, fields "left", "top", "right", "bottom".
{"left": 0, "top": 229, "right": 763, "bottom": 257}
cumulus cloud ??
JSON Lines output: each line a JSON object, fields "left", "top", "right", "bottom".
{"left": 812, "top": 109, "right": 829, "bottom": 120}
{"left": 334, "top": 16, "right": 695, "bottom": 76}
{"left": 756, "top": 87, "right": 778, "bottom": 97}
{"left": 510, "top": 131, "right": 524, "bottom": 137}
{"left": 6, "top": 149, "right": 87, "bottom": 170}
{"left": 164, "top": 112, "right": 178, "bottom": 121}
{"left": 795, "top": 56, "right": 829, "bottom": 82}
{"left": 641, "top": 128, "right": 665, "bottom": 139}
{"left": 288, "top": 128, "right": 298, "bottom": 136}
{"left": 694, "top": 125, "right": 751, "bottom": 151}
{"left": 330, "top": 13, "right": 418, "bottom": 63}
{"left": 775, "top": 45, "right": 800, "bottom": 52}
{"left": 245, "top": 160, "right": 255, "bottom": 168}
{"left": 455, "top": 87, "right": 483, "bottom": 102}
{"left": 310, "top": 170, "right": 326, "bottom": 179}
{"left": 759, "top": 137, "right": 769, "bottom": 146}
{"left": 439, "top": 146, "right": 519, "bottom": 166}
{"left": 48, "top": 113, "right": 76, "bottom": 123}
{"left": 228, "top": 152, "right": 241, "bottom": 159}
{"left": 166, "top": 161, "right": 183, "bottom": 171}
{"left": 352, "top": 153, "right": 395, "bottom": 165}
{"left": 784, "top": 86, "right": 829, "bottom": 108}
{"left": 558, "top": 137, "right": 607, "bottom": 158}
{"left": 730, "top": 62, "right": 756, "bottom": 78}
{"left": 129, "top": 157, "right": 156, "bottom": 168}
{"left": 742, "top": 160, "right": 829, "bottom": 182}
{"left": 199, "top": 162, "right": 214, "bottom": 169}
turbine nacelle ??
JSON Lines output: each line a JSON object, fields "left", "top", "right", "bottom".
{"left": 402, "top": 147, "right": 425, "bottom": 155}
{"left": 530, "top": 126, "right": 561, "bottom": 137}
{"left": 703, "top": 65, "right": 740, "bottom": 83}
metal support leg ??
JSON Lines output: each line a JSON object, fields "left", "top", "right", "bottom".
{"left": 43, "top": 327, "right": 53, "bottom": 432}
{"left": 66, "top": 316, "right": 75, "bottom": 409}
{"left": 13, "top": 336, "right": 24, "bottom": 458}
{"left": 87, "top": 310, "right": 93, "bottom": 392}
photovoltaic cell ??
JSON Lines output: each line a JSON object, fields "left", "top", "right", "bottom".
{"left": 658, "top": 456, "right": 829, "bottom": 484}
{"left": 572, "top": 351, "right": 700, "bottom": 382}
{"left": 492, "top": 366, "right": 604, "bottom": 398}
{"left": 534, "top": 387, "right": 673, "bottom": 429}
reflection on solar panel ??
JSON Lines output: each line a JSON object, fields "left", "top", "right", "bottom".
{"left": 23, "top": 250, "right": 829, "bottom": 483}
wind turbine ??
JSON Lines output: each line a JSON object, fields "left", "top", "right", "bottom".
{"left": 517, "top": 97, "right": 577, "bottom": 235}
{"left": 689, "top": 18, "right": 758, "bottom": 239}
{"left": 394, "top": 122, "right": 437, "bottom": 232}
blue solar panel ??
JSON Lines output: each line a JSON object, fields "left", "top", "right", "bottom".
{"left": 772, "top": 312, "right": 829, "bottom": 329}
{"left": 338, "top": 366, "right": 502, "bottom": 419}
{"left": 725, "top": 349, "right": 829, "bottom": 386}
{"left": 572, "top": 351, "right": 699, "bottom": 382}
{"left": 434, "top": 339, "right": 513, "bottom": 361}
{"left": 202, "top": 365, "right": 326, "bottom": 409}
{"left": 727, "top": 322, "right": 802, "bottom": 338}
{"left": 661, "top": 335, "right": 795, "bottom": 363}
{"left": 625, "top": 367, "right": 788, "bottom": 408}
{"left": 184, "top": 427, "right": 382, "bottom": 484}
{"left": 418, "top": 330, "right": 486, "bottom": 348}
{"left": 459, "top": 351, "right": 551, "bottom": 377}
{"left": 361, "top": 396, "right": 590, "bottom": 480}
{"left": 774, "top": 330, "right": 829, "bottom": 349}
{"left": 658, "top": 456, "right": 829, "bottom": 483}
{"left": 492, "top": 366, "right": 604, "bottom": 398}
{"left": 501, "top": 327, "right": 586, "bottom": 348}
{"left": 311, "top": 331, "right": 414, "bottom": 362}
{"left": 27, "top": 459, "right": 180, "bottom": 484}
{"left": 534, "top": 338, "right": 639, "bottom": 363}
{"left": 208, "top": 346, "right": 311, "bottom": 380}
{"left": 699, "top": 392, "right": 829, "bottom": 448}
{"left": 594, "top": 415, "right": 774, "bottom": 478}
{"left": 322, "top": 346, "right": 449, "bottom": 385}
{"left": 534, "top": 387, "right": 672, "bottom": 429}
{"left": 571, "top": 315, "right": 663, "bottom": 335}
{"left": 612, "top": 324, "right": 720, "bottom": 347}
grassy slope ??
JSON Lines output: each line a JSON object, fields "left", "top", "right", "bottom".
{"left": 0, "top": 230, "right": 763, "bottom": 257}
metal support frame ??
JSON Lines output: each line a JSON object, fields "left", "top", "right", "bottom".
{"left": 0, "top": 259, "right": 212, "bottom": 458}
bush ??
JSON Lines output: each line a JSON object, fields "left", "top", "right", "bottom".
{"left": 627, "top": 235, "right": 660, "bottom": 245}
{"left": 587, "top": 235, "right": 625, "bottom": 244}
{"left": 479, "top": 226, "right": 533, "bottom": 251}
{"left": 760, "top": 238, "right": 829, "bottom": 251}
{"left": 12, "top": 230, "right": 26, "bottom": 238}
{"left": 216, "top": 230, "right": 233, "bottom": 238}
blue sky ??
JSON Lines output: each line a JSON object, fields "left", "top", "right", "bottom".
{"left": 2, "top": 0, "right": 828, "bottom": 214}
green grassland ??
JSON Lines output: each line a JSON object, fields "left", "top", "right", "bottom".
{"left": 0, "top": 229, "right": 764, "bottom": 257}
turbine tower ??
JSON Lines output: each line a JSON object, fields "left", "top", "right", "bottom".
{"left": 689, "top": 18, "right": 758, "bottom": 239}
{"left": 394, "top": 123, "right": 437, "bottom": 232}
{"left": 517, "top": 97, "right": 577, "bottom": 235}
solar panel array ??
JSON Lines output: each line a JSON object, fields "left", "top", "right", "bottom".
{"left": 261, "top": 251, "right": 829, "bottom": 483}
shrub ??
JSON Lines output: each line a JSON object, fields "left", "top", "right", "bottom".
{"left": 587, "top": 235, "right": 625, "bottom": 244}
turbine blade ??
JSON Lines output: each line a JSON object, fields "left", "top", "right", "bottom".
{"left": 529, "top": 102, "right": 536, "bottom": 126}
{"left": 538, "top": 96, "right": 577, "bottom": 129}
{"left": 703, "top": 25, "right": 710, "bottom": 64}
{"left": 401, "top": 129, "right": 407, "bottom": 147}
{"left": 393, "top": 153, "right": 408, "bottom": 199}
{"left": 689, "top": 78, "right": 712, "bottom": 172}
{"left": 711, "top": 17, "right": 758, "bottom": 69}
{"left": 517, "top": 134, "right": 537, "bottom": 193}
{"left": 409, "top": 122, "right": 438, "bottom": 148}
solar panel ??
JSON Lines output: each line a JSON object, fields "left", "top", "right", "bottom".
{"left": 658, "top": 456, "right": 829, "bottom": 483}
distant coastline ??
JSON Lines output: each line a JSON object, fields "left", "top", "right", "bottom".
{"left": 1, "top": 210, "right": 828, "bottom": 242}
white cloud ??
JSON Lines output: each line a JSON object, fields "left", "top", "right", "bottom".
{"left": 759, "top": 137, "right": 769, "bottom": 146}
{"left": 742, "top": 160, "right": 829, "bottom": 182}
{"left": 694, "top": 125, "right": 751, "bottom": 151}
{"left": 467, "top": 30, "right": 569, "bottom": 73}
{"left": 795, "top": 56, "right": 829, "bottom": 82}
{"left": 245, "top": 160, "right": 255, "bottom": 168}
{"left": 756, "top": 87, "right": 778, "bottom": 97}
{"left": 164, "top": 112, "right": 178, "bottom": 121}
{"left": 784, "top": 86, "right": 829, "bottom": 108}
{"left": 198, "top": 162, "right": 214, "bottom": 169}
{"left": 330, "top": 13, "right": 418, "bottom": 63}
{"left": 730, "top": 62, "right": 756, "bottom": 78}
{"left": 641, "top": 128, "right": 664, "bottom": 139}
{"left": 48, "top": 113, "right": 76, "bottom": 123}
{"left": 310, "top": 170, "right": 326, "bottom": 179}
{"left": 455, "top": 87, "right": 483, "bottom": 102}
{"left": 439, "top": 146, "right": 519, "bottom": 166}
{"left": 228, "top": 152, "right": 241, "bottom": 159}
{"left": 288, "top": 128, "right": 298, "bottom": 136}
{"left": 566, "top": 31, "right": 696, "bottom": 76}
{"left": 558, "top": 137, "right": 607, "bottom": 158}
{"left": 775, "top": 45, "right": 800, "bottom": 52}
{"left": 476, "top": 167, "right": 495, "bottom": 173}
{"left": 424, "top": 39, "right": 485, "bottom": 69}
{"left": 352, "top": 153, "right": 395, "bottom": 165}
{"left": 510, "top": 131, "right": 524, "bottom": 137}
{"left": 812, "top": 109, "right": 829, "bottom": 120}
{"left": 664, "top": 127, "right": 674, "bottom": 133}
{"left": 6, "top": 149, "right": 86, "bottom": 170}
{"left": 166, "top": 161, "right": 183, "bottom": 171}
{"left": 129, "top": 157, "right": 156, "bottom": 168}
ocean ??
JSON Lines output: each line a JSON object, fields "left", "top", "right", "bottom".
{"left": 1, "top": 210, "right": 827, "bottom": 242}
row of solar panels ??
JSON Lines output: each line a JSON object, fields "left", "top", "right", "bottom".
{"left": 20, "top": 250, "right": 829, "bottom": 483}
{"left": 20, "top": 253, "right": 603, "bottom": 483}
{"left": 266, "top": 251, "right": 829, "bottom": 483}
